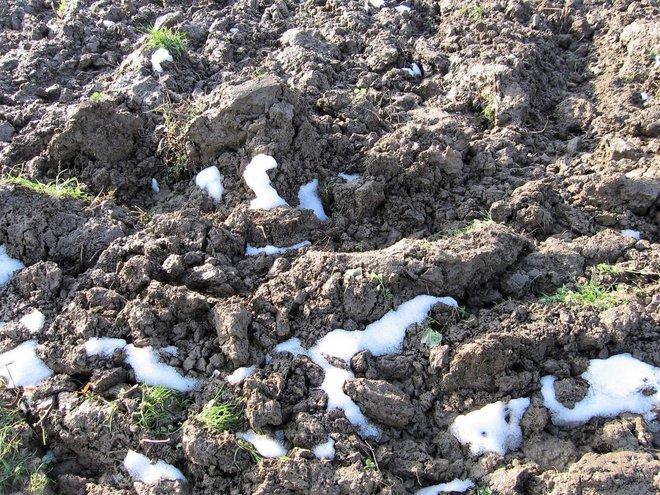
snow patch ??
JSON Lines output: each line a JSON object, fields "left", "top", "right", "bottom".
{"left": 246, "top": 241, "right": 310, "bottom": 256}
{"left": 226, "top": 365, "right": 255, "bottom": 385}
{"left": 273, "top": 295, "right": 457, "bottom": 438}
{"left": 237, "top": 430, "right": 287, "bottom": 457}
{"left": 338, "top": 172, "right": 360, "bottom": 182}
{"left": 394, "top": 4, "right": 411, "bottom": 12}
{"left": 125, "top": 345, "right": 199, "bottom": 392}
{"left": 368, "top": 0, "right": 385, "bottom": 8}
{"left": 298, "top": 179, "right": 328, "bottom": 221}
{"left": 244, "top": 154, "right": 288, "bottom": 210}
{"left": 450, "top": 398, "right": 530, "bottom": 456}
{"left": 621, "top": 229, "right": 641, "bottom": 240}
{"left": 541, "top": 353, "right": 660, "bottom": 426}
{"left": 151, "top": 48, "right": 173, "bottom": 72}
{"left": 273, "top": 337, "right": 308, "bottom": 356}
{"left": 0, "top": 245, "right": 24, "bottom": 287}
{"left": 102, "top": 20, "right": 116, "bottom": 28}
{"left": 195, "top": 166, "right": 224, "bottom": 201}
{"left": 20, "top": 310, "right": 45, "bottom": 334}
{"left": 402, "top": 63, "right": 422, "bottom": 77}
{"left": 416, "top": 479, "right": 475, "bottom": 495}
{"left": 313, "top": 437, "right": 335, "bottom": 460}
{"left": 151, "top": 178, "right": 160, "bottom": 193}
{"left": 123, "top": 450, "right": 186, "bottom": 484}
{"left": 313, "top": 295, "right": 458, "bottom": 362}
{"left": 229, "top": 27, "right": 240, "bottom": 34}
{"left": 85, "top": 337, "right": 127, "bottom": 358}
{"left": 0, "top": 340, "right": 53, "bottom": 388}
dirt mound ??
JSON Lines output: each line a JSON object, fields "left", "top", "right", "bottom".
{"left": 0, "top": 0, "right": 659, "bottom": 494}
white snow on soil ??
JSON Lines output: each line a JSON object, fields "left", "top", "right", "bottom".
{"left": 394, "top": 5, "right": 411, "bottom": 12}
{"left": 84, "top": 337, "right": 127, "bottom": 358}
{"left": 226, "top": 365, "right": 255, "bottom": 385}
{"left": 245, "top": 241, "right": 310, "bottom": 256}
{"left": 402, "top": 63, "right": 422, "bottom": 77}
{"left": 313, "top": 437, "right": 335, "bottom": 460}
{"left": 125, "top": 345, "right": 199, "bottom": 392}
{"left": 19, "top": 310, "right": 45, "bottom": 334}
{"left": 123, "top": 450, "right": 186, "bottom": 483}
{"left": 273, "top": 337, "right": 308, "bottom": 356}
{"left": 273, "top": 295, "right": 457, "bottom": 438}
{"left": 0, "top": 340, "right": 53, "bottom": 388}
{"left": 151, "top": 48, "right": 173, "bottom": 72}
{"left": 237, "top": 430, "right": 288, "bottom": 457}
{"left": 338, "top": 172, "right": 360, "bottom": 182}
{"left": 368, "top": 0, "right": 385, "bottom": 7}
{"left": 244, "top": 154, "right": 289, "bottom": 210}
{"left": 0, "top": 245, "right": 24, "bottom": 287}
{"left": 195, "top": 166, "right": 224, "bottom": 201}
{"left": 541, "top": 353, "right": 660, "bottom": 426}
{"left": 298, "top": 179, "right": 328, "bottom": 221}
{"left": 151, "top": 178, "right": 160, "bottom": 193}
{"left": 415, "top": 479, "right": 475, "bottom": 495}
{"left": 312, "top": 295, "right": 458, "bottom": 362}
{"left": 621, "top": 229, "right": 641, "bottom": 240}
{"left": 450, "top": 398, "right": 531, "bottom": 456}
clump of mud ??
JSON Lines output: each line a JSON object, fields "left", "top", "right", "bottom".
{"left": 0, "top": 0, "right": 658, "bottom": 494}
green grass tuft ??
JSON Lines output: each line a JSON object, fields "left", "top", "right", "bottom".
{"left": 461, "top": 4, "right": 487, "bottom": 20}
{"left": 0, "top": 395, "right": 48, "bottom": 493}
{"left": 195, "top": 391, "right": 241, "bottom": 434}
{"left": 0, "top": 172, "right": 92, "bottom": 201}
{"left": 144, "top": 26, "right": 188, "bottom": 56}
{"left": 542, "top": 281, "right": 629, "bottom": 309}
{"left": 134, "top": 385, "right": 189, "bottom": 436}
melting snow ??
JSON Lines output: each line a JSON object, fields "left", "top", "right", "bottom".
{"left": 151, "top": 178, "right": 160, "bottom": 193}
{"left": 0, "top": 245, "right": 24, "bottom": 287}
{"left": 226, "top": 365, "right": 255, "bottom": 385}
{"left": 123, "top": 450, "right": 186, "bottom": 483}
{"left": 151, "top": 48, "right": 173, "bottom": 72}
{"left": 229, "top": 27, "right": 240, "bottom": 34}
{"left": 368, "top": 0, "right": 385, "bottom": 8}
{"left": 20, "top": 310, "right": 45, "bottom": 334}
{"left": 450, "top": 398, "right": 530, "bottom": 456}
{"left": 313, "top": 437, "right": 335, "bottom": 460}
{"left": 541, "top": 353, "right": 660, "bottom": 426}
{"left": 416, "top": 479, "right": 475, "bottom": 495}
{"left": 621, "top": 229, "right": 641, "bottom": 240}
{"left": 195, "top": 166, "right": 224, "bottom": 201}
{"left": 338, "top": 172, "right": 360, "bottom": 182}
{"left": 237, "top": 430, "right": 287, "bottom": 457}
{"left": 125, "top": 345, "right": 199, "bottom": 392}
{"left": 312, "top": 295, "right": 458, "bottom": 362}
{"left": 0, "top": 340, "right": 53, "bottom": 388}
{"left": 394, "top": 4, "right": 412, "bottom": 12}
{"left": 244, "top": 154, "right": 289, "bottom": 210}
{"left": 84, "top": 337, "right": 127, "bottom": 358}
{"left": 401, "top": 63, "right": 422, "bottom": 77}
{"left": 245, "top": 241, "right": 310, "bottom": 256}
{"left": 272, "top": 295, "right": 457, "bottom": 438}
{"left": 274, "top": 337, "right": 308, "bottom": 356}
{"left": 298, "top": 179, "right": 328, "bottom": 221}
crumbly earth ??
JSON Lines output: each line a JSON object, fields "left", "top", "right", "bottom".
{"left": 0, "top": 0, "right": 658, "bottom": 494}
